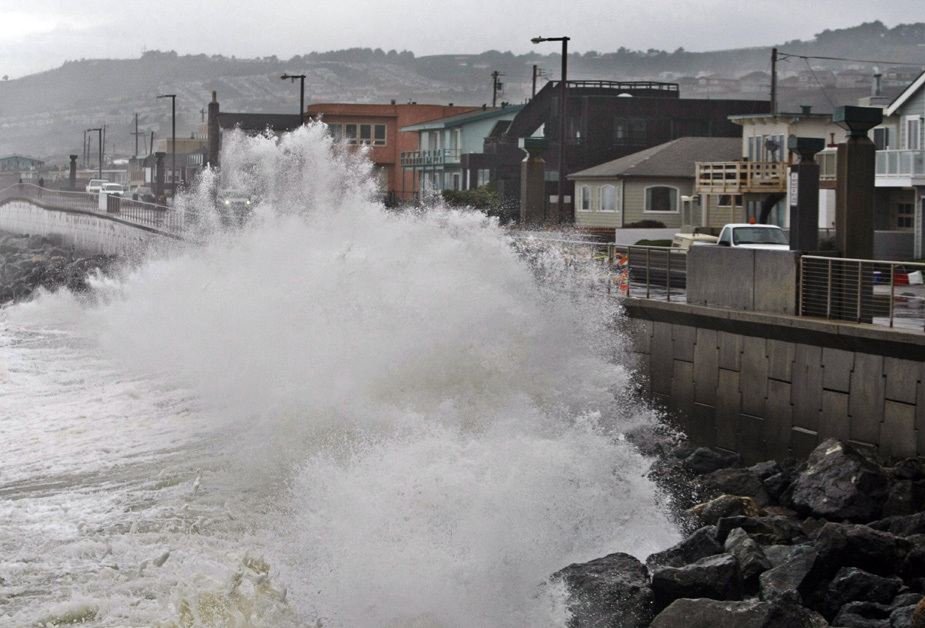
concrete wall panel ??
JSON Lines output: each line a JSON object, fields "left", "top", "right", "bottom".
{"left": 791, "top": 427, "right": 819, "bottom": 459}
{"left": 719, "top": 331, "right": 743, "bottom": 371}
{"left": 629, "top": 318, "right": 653, "bottom": 356}
{"left": 670, "top": 359, "right": 695, "bottom": 419}
{"left": 693, "top": 328, "right": 719, "bottom": 405}
{"left": 822, "top": 347, "right": 854, "bottom": 393}
{"left": 691, "top": 403, "right": 717, "bottom": 449}
{"left": 819, "top": 390, "right": 851, "bottom": 442}
{"left": 740, "top": 336, "right": 768, "bottom": 417}
{"left": 767, "top": 340, "right": 795, "bottom": 382}
{"left": 881, "top": 401, "right": 917, "bottom": 461}
{"left": 687, "top": 247, "right": 754, "bottom": 310}
{"left": 715, "top": 369, "right": 741, "bottom": 451}
{"left": 672, "top": 324, "right": 696, "bottom": 363}
{"left": 765, "top": 380, "right": 794, "bottom": 457}
{"left": 848, "top": 353, "right": 885, "bottom": 444}
{"left": 792, "top": 344, "right": 823, "bottom": 431}
{"left": 884, "top": 357, "right": 919, "bottom": 404}
{"left": 650, "top": 322, "right": 674, "bottom": 395}
{"left": 753, "top": 251, "right": 800, "bottom": 314}
{"left": 736, "top": 414, "right": 766, "bottom": 464}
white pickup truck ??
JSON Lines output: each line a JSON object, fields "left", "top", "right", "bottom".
{"left": 716, "top": 224, "right": 789, "bottom": 250}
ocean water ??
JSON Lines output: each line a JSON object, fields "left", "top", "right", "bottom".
{"left": 0, "top": 123, "right": 680, "bottom": 627}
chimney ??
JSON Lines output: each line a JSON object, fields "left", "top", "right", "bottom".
{"left": 872, "top": 67, "right": 882, "bottom": 97}
{"left": 208, "top": 91, "right": 220, "bottom": 168}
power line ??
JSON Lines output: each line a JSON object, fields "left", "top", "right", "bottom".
{"left": 778, "top": 52, "right": 925, "bottom": 67}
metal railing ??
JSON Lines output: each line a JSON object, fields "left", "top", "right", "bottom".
{"left": 800, "top": 255, "right": 925, "bottom": 331}
{"left": 399, "top": 149, "right": 461, "bottom": 168}
{"left": 0, "top": 183, "right": 184, "bottom": 235}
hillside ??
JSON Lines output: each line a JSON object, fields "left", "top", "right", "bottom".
{"left": 0, "top": 20, "right": 922, "bottom": 163}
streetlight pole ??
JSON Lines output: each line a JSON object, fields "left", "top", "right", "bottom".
{"left": 281, "top": 74, "right": 306, "bottom": 126}
{"left": 157, "top": 94, "right": 176, "bottom": 195}
{"left": 532, "top": 36, "right": 570, "bottom": 224}
{"left": 87, "top": 127, "right": 103, "bottom": 180}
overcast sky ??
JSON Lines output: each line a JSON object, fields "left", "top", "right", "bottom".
{"left": 0, "top": 1, "right": 921, "bottom": 78}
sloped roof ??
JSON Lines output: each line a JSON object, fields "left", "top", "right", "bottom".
{"left": 886, "top": 68, "right": 925, "bottom": 116}
{"left": 568, "top": 137, "right": 742, "bottom": 180}
{"left": 400, "top": 105, "right": 525, "bottom": 132}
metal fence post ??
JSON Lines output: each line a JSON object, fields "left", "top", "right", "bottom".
{"left": 890, "top": 262, "right": 895, "bottom": 328}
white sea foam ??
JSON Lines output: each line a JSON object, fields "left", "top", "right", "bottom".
{"left": 0, "top": 122, "right": 679, "bottom": 627}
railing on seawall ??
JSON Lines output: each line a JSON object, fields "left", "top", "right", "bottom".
{"left": 0, "top": 183, "right": 185, "bottom": 235}
{"left": 509, "top": 233, "right": 688, "bottom": 302}
{"left": 800, "top": 255, "right": 925, "bottom": 331}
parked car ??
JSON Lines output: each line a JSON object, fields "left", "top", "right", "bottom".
{"left": 716, "top": 224, "right": 789, "bottom": 250}
{"left": 130, "top": 186, "right": 156, "bottom": 203}
{"left": 85, "top": 179, "right": 109, "bottom": 194}
{"left": 216, "top": 189, "right": 253, "bottom": 225}
{"left": 101, "top": 183, "right": 125, "bottom": 197}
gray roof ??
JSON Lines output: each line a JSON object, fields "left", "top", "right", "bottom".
{"left": 568, "top": 137, "right": 742, "bottom": 180}
{"left": 400, "top": 105, "right": 525, "bottom": 132}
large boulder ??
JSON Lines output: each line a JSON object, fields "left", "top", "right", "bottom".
{"left": 650, "top": 553, "right": 743, "bottom": 608}
{"left": 682, "top": 447, "right": 743, "bottom": 475}
{"left": 724, "top": 527, "right": 772, "bottom": 582}
{"left": 645, "top": 525, "right": 723, "bottom": 572}
{"left": 759, "top": 544, "right": 818, "bottom": 602}
{"left": 811, "top": 522, "right": 911, "bottom": 578}
{"left": 787, "top": 439, "right": 889, "bottom": 523}
{"left": 686, "top": 495, "right": 759, "bottom": 527}
{"left": 715, "top": 515, "right": 803, "bottom": 546}
{"left": 699, "top": 468, "right": 771, "bottom": 508}
{"left": 553, "top": 552, "right": 654, "bottom": 628}
{"left": 822, "top": 567, "right": 902, "bottom": 620}
{"left": 649, "top": 597, "right": 827, "bottom": 628}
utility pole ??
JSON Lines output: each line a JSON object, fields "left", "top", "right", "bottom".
{"left": 491, "top": 71, "right": 503, "bottom": 107}
{"left": 532, "top": 65, "right": 538, "bottom": 98}
{"left": 771, "top": 48, "right": 778, "bottom": 117}
{"left": 131, "top": 113, "right": 145, "bottom": 156}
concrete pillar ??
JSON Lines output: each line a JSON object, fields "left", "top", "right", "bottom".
{"left": 208, "top": 92, "right": 220, "bottom": 169}
{"left": 787, "top": 137, "right": 825, "bottom": 251}
{"left": 520, "top": 137, "right": 548, "bottom": 226}
{"left": 69, "top": 155, "right": 78, "bottom": 190}
{"left": 833, "top": 106, "right": 882, "bottom": 260}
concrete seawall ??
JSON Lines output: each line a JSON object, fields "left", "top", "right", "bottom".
{"left": 622, "top": 297, "right": 925, "bottom": 464}
{"left": 0, "top": 199, "right": 162, "bottom": 256}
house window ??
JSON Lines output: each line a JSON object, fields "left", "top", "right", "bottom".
{"left": 873, "top": 127, "right": 893, "bottom": 150}
{"left": 613, "top": 119, "right": 627, "bottom": 145}
{"left": 477, "top": 169, "right": 490, "bottom": 187}
{"left": 335, "top": 123, "right": 387, "bottom": 146}
{"left": 645, "top": 186, "right": 678, "bottom": 212}
{"left": 897, "top": 203, "right": 913, "bottom": 229}
{"left": 905, "top": 116, "right": 921, "bottom": 151}
{"left": 600, "top": 185, "right": 616, "bottom": 212}
{"left": 628, "top": 119, "right": 646, "bottom": 144}
{"left": 579, "top": 186, "right": 591, "bottom": 211}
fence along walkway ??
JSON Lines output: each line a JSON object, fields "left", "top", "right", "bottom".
{"left": 0, "top": 183, "right": 187, "bottom": 235}
{"left": 513, "top": 234, "right": 925, "bottom": 333}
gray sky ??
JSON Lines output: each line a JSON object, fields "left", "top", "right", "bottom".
{"left": 1, "top": 0, "right": 921, "bottom": 78}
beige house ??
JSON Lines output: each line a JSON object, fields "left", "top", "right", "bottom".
{"left": 568, "top": 137, "right": 741, "bottom": 230}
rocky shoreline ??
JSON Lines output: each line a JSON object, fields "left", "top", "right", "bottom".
{"left": 555, "top": 438, "right": 925, "bottom": 627}
{"left": 0, "top": 232, "right": 116, "bottom": 306}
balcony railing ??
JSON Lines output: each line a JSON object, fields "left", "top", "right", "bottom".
{"left": 695, "top": 161, "right": 787, "bottom": 194}
{"left": 876, "top": 149, "right": 925, "bottom": 178}
{"left": 400, "top": 149, "right": 461, "bottom": 168}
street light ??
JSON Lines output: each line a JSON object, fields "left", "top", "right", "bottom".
{"left": 86, "top": 128, "right": 103, "bottom": 180}
{"left": 532, "top": 36, "right": 570, "bottom": 224}
{"left": 281, "top": 73, "right": 306, "bottom": 126}
{"left": 157, "top": 94, "right": 176, "bottom": 194}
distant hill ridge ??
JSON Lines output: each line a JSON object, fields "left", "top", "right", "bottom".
{"left": 0, "top": 20, "right": 922, "bottom": 161}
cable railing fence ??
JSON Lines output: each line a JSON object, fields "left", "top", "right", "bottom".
{"left": 800, "top": 256, "right": 925, "bottom": 331}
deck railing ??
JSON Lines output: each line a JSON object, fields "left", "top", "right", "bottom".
{"left": 400, "top": 149, "right": 461, "bottom": 168}
{"left": 695, "top": 161, "right": 787, "bottom": 194}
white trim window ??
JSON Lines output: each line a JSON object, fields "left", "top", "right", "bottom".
{"left": 578, "top": 185, "right": 592, "bottom": 211}
{"left": 904, "top": 116, "right": 921, "bottom": 151}
{"left": 328, "top": 123, "right": 387, "bottom": 146}
{"left": 600, "top": 185, "right": 617, "bottom": 212}
{"left": 644, "top": 186, "right": 679, "bottom": 213}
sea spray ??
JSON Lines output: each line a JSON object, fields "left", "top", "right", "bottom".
{"left": 0, "top": 123, "right": 680, "bottom": 626}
